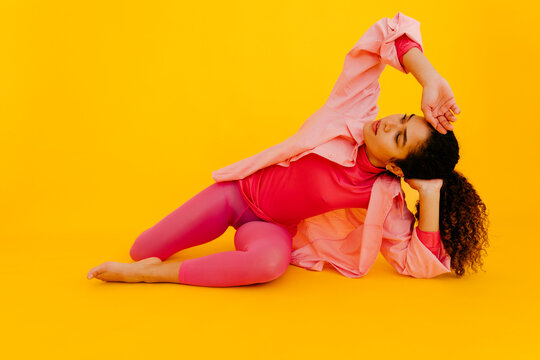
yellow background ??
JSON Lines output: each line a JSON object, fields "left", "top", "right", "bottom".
{"left": 1, "top": 0, "right": 538, "bottom": 358}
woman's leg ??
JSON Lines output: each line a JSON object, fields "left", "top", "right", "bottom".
{"left": 88, "top": 180, "right": 293, "bottom": 286}
{"left": 88, "top": 222, "right": 292, "bottom": 286}
{"left": 177, "top": 221, "right": 292, "bottom": 287}
{"left": 129, "top": 180, "right": 260, "bottom": 261}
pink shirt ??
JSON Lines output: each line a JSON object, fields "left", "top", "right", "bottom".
{"left": 212, "top": 12, "right": 452, "bottom": 278}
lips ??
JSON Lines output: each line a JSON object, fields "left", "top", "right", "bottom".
{"left": 372, "top": 120, "right": 380, "bottom": 134}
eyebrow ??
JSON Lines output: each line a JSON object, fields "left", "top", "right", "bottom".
{"left": 402, "top": 114, "right": 413, "bottom": 147}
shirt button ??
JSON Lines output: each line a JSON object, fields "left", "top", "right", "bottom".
{"left": 329, "top": 153, "right": 334, "bottom": 158}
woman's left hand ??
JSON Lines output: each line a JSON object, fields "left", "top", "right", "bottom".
{"left": 421, "top": 74, "right": 461, "bottom": 134}
{"left": 404, "top": 178, "right": 443, "bottom": 193}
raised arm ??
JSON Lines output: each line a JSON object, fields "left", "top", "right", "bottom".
{"left": 402, "top": 46, "right": 461, "bottom": 134}
{"left": 326, "top": 12, "right": 424, "bottom": 116}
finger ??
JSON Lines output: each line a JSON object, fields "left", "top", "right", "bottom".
{"left": 433, "top": 119, "right": 442, "bottom": 131}
{"left": 434, "top": 121, "right": 446, "bottom": 134}
{"left": 445, "top": 118, "right": 455, "bottom": 130}
{"left": 422, "top": 106, "right": 438, "bottom": 128}
{"left": 438, "top": 115, "right": 454, "bottom": 130}
{"left": 445, "top": 110, "right": 457, "bottom": 122}
{"left": 450, "top": 104, "right": 461, "bottom": 115}
{"left": 442, "top": 116, "right": 454, "bottom": 131}
{"left": 438, "top": 102, "right": 453, "bottom": 118}
{"left": 436, "top": 116, "right": 448, "bottom": 134}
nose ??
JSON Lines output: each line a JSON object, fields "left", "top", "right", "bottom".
{"left": 383, "top": 118, "right": 403, "bottom": 133}
{"left": 383, "top": 120, "right": 395, "bottom": 133}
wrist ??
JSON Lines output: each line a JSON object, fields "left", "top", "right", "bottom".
{"left": 418, "top": 187, "right": 441, "bottom": 197}
{"left": 418, "top": 70, "right": 441, "bottom": 88}
{"left": 402, "top": 48, "right": 439, "bottom": 87}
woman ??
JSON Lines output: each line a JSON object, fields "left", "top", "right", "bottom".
{"left": 87, "top": 12, "right": 488, "bottom": 286}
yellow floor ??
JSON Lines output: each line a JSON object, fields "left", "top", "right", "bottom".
{"left": 2, "top": 222, "right": 537, "bottom": 359}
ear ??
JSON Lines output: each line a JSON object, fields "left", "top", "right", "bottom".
{"left": 386, "top": 162, "right": 404, "bottom": 177}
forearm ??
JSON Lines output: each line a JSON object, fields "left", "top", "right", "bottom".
{"left": 402, "top": 47, "right": 439, "bottom": 87}
{"left": 418, "top": 188, "right": 441, "bottom": 232}
{"left": 139, "top": 261, "right": 184, "bottom": 283}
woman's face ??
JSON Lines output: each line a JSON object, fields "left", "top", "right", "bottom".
{"left": 362, "top": 113, "right": 432, "bottom": 173}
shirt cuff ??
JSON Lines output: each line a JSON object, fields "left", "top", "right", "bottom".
{"left": 416, "top": 228, "right": 442, "bottom": 259}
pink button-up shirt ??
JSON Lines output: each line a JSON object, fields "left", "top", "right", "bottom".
{"left": 212, "top": 12, "right": 452, "bottom": 278}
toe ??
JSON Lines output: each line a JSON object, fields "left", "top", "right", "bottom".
{"left": 87, "top": 267, "right": 98, "bottom": 279}
{"left": 87, "top": 262, "right": 110, "bottom": 280}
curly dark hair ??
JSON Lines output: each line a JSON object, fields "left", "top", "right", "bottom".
{"left": 394, "top": 120, "right": 489, "bottom": 277}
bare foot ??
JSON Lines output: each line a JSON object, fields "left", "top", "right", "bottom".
{"left": 87, "top": 257, "right": 162, "bottom": 283}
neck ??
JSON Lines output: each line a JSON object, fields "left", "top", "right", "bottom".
{"left": 364, "top": 145, "right": 387, "bottom": 169}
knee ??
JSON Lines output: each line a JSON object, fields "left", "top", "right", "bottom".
{"left": 234, "top": 222, "right": 292, "bottom": 283}
{"left": 129, "top": 229, "right": 154, "bottom": 262}
{"left": 129, "top": 240, "right": 144, "bottom": 262}
{"left": 129, "top": 243, "right": 143, "bottom": 262}
{"left": 255, "top": 249, "right": 291, "bottom": 283}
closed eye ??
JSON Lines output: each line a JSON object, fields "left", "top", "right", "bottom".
{"left": 396, "top": 114, "right": 407, "bottom": 145}
{"left": 396, "top": 113, "right": 412, "bottom": 146}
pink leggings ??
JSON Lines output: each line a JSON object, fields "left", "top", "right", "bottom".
{"left": 129, "top": 181, "right": 293, "bottom": 287}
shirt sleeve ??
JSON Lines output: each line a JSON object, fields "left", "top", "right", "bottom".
{"left": 326, "top": 12, "right": 423, "bottom": 115}
{"left": 394, "top": 34, "right": 423, "bottom": 73}
{"left": 379, "top": 192, "right": 451, "bottom": 278}
{"left": 415, "top": 228, "right": 442, "bottom": 260}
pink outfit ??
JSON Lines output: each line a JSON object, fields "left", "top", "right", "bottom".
{"left": 212, "top": 12, "right": 452, "bottom": 279}
{"left": 129, "top": 12, "right": 450, "bottom": 287}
